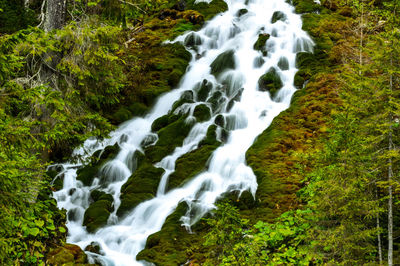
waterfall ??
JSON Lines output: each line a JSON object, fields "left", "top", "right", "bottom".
{"left": 52, "top": 0, "right": 314, "bottom": 264}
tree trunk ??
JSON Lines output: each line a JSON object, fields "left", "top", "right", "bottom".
{"left": 44, "top": 0, "right": 67, "bottom": 32}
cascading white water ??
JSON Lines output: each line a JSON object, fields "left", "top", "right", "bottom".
{"left": 52, "top": 0, "right": 314, "bottom": 264}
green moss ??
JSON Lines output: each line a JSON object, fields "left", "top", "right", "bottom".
{"left": 253, "top": 34, "right": 270, "bottom": 55}
{"left": 210, "top": 50, "right": 236, "bottom": 77}
{"left": 137, "top": 202, "right": 194, "bottom": 265}
{"left": 193, "top": 104, "right": 211, "bottom": 122}
{"left": 112, "top": 107, "right": 132, "bottom": 124}
{"left": 146, "top": 117, "right": 195, "bottom": 163}
{"left": 196, "top": 79, "right": 213, "bottom": 101}
{"left": 292, "top": 0, "right": 321, "bottom": 13}
{"left": 76, "top": 164, "right": 101, "bottom": 187}
{"left": 47, "top": 244, "right": 88, "bottom": 265}
{"left": 258, "top": 68, "right": 283, "bottom": 98}
{"left": 151, "top": 113, "right": 180, "bottom": 132}
{"left": 83, "top": 193, "right": 114, "bottom": 233}
{"left": 118, "top": 158, "right": 164, "bottom": 217}
{"left": 167, "top": 125, "right": 220, "bottom": 190}
{"left": 185, "top": 0, "right": 228, "bottom": 21}
{"left": 271, "top": 11, "right": 287, "bottom": 23}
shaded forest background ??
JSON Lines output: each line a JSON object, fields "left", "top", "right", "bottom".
{"left": 0, "top": 0, "right": 400, "bottom": 265}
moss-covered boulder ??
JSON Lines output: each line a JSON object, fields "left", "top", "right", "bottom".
{"left": 77, "top": 144, "right": 120, "bottom": 186}
{"left": 167, "top": 125, "right": 220, "bottom": 190}
{"left": 76, "top": 164, "right": 101, "bottom": 187}
{"left": 196, "top": 79, "right": 213, "bottom": 101}
{"left": 271, "top": 11, "right": 287, "bottom": 23}
{"left": 46, "top": 244, "right": 88, "bottom": 265}
{"left": 258, "top": 67, "right": 283, "bottom": 98}
{"left": 214, "top": 114, "right": 225, "bottom": 127}
{"left": 184, "top": 32, "right": 203, "bottom": 50}
{"left": 146, "top": 117, "right": 195, "bottom": 163}
{"left": 117, "top": 159, "right": 164, "bottom": 217}
{"left": 184, "top": 0, "right": 228, "bottom": 21}
{"left": 253, "top": 33, "right": 270, "bottom": 55}
{"left": 278, "top": 56, "right": 289, "bottom": 70}
{"left": 210, "top": 50, "right": 236, "bottom": 77}
{"left": 207, "top": 90, "right": 226, "bottom": 113}
{"left": 83, "top": 192, "right": 114, "bottom": 233}
{"left": 151, "top": 113, "right": 180, "bottom": 132}
{"left": 193, "top": 104, "right": 211, "bottom": 122}
{"left": 137, "top": 201, "right": 191, "bottom": 264}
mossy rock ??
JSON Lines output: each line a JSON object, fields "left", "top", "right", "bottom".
{"left": 193, "top": 104, "right": 211, "bottom": 122}
{"left": 46, "top": 244, "right": 88, "bottom": 265}
{"left": 168, "top": 126, "right": 220, "bottom": 190}
{"left": 112, "top": 107, "right": 132, "bottom": 124}
{"left": 253, "top": 56, "right": 265, "bottom": 68}
{"left": 257, "top": 67, "right": 283, "bottom": 98}
{"left": 271, "top": 11, "right": 287, "bottom": 23}
{"left": 93, "top": 143, "right": 120, "bottom": 161}
{"left": 151, "top": 113, "right": 180, "bottom": 132}
{"left": 117, "top": 193, "right": 154, "bottom": 218}
{"left": 214, "top": 114, "right": 225, "bottom": 127}
{"left": 196, "top": 79, "right": 213, "bottom": 101}
{"left": 253, "top": 34, "right": 270, "bottom": 55}
{"left": 118, "top": 159, "right": 164, "bottom": 217}
{"left": 184, "top": 32, "right": 202, "bottom": 50}
{"left": 76, "top": 164, "right": 101, "bottom": 187}
{"left": 146, "top": 117, "right": 195, "bottom": 163}
{"left": 180, "top": 90, "right": 194, "bottom": 101}
{"left": 127, "top": 102, "right": 149, "bottom": 117}
{"left": 210, "top": 50, "right": 236, "bottom": 77}
{"left": 237, "top": 8, "right": 248, "bottom": 17}
{"left": 278, "top": 56, "right": 289, "bottom": 70}
{"left": 83, "top": 193, "right": 114, "bottom": 233}
{"left": 185, "top": 0, "right": 228, "bottom": 21}
{"left": 292, "top": 0, "right": 322, "bottom": 13}
{"left": 294, "top": 71, "right": 306, "bottom": 89}
{"left": 207, "top": 90, "right": 226, "bottom": 113}
{"left": 137, "top": 201, "right": 192, "bottom": 265}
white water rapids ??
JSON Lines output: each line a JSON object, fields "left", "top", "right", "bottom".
{"left": 52, "top": 0, "right": 314, "bottom": 264}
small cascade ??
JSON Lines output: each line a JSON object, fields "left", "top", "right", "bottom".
{"left": 53, "top": 0, "right": 314, "bottom": 264}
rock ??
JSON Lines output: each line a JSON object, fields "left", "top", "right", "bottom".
{"left": 180, "top": 90, "right": 194, "bottom": 101}
{"left": 207, "top": 90, "right": 225, "bottom": 113}
{"left": 237, "top": 8, "right": 248, "bottom": 17}
{"left": 193, "top": 104, "right": 211, "bottom": 122}
{"left": 184, "top": 32, "right": 202, "bottom": 50}
{"left": 210, "top": 50, "right": 236, "bottom": 77}
{"left": 151, "top": 114, "right": 180, "bottom": 132}
{"left": 258, "top": 67, "right": 283, "bottom": 98}
{"left": 196, "top": 79, "right": 213, "bottom": 101}
{"left": 83, "top": 193, "right": 114, "bottom": 233}
{"left": 46, "top": 244, "right": 87, "bottom": 265}
{"left": 271, "top": 11, "right": 287, "bottom": 23}
{"left": 278, "top": 56, "right": 289, "bottom": 70}
{"left": 253, "top": 34, "right": 270, "bottom": 56}
{"left": 214, "top": 114, "right": 225, "bottom": 127}
{"left": 85, "top": 241, "right": 103, "bottom": 255}
{"left": 253, "top": 56, "right": 265, "bottom": 68}
{"left": 112, "top": 107, "right": 132, "bottom": 124}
